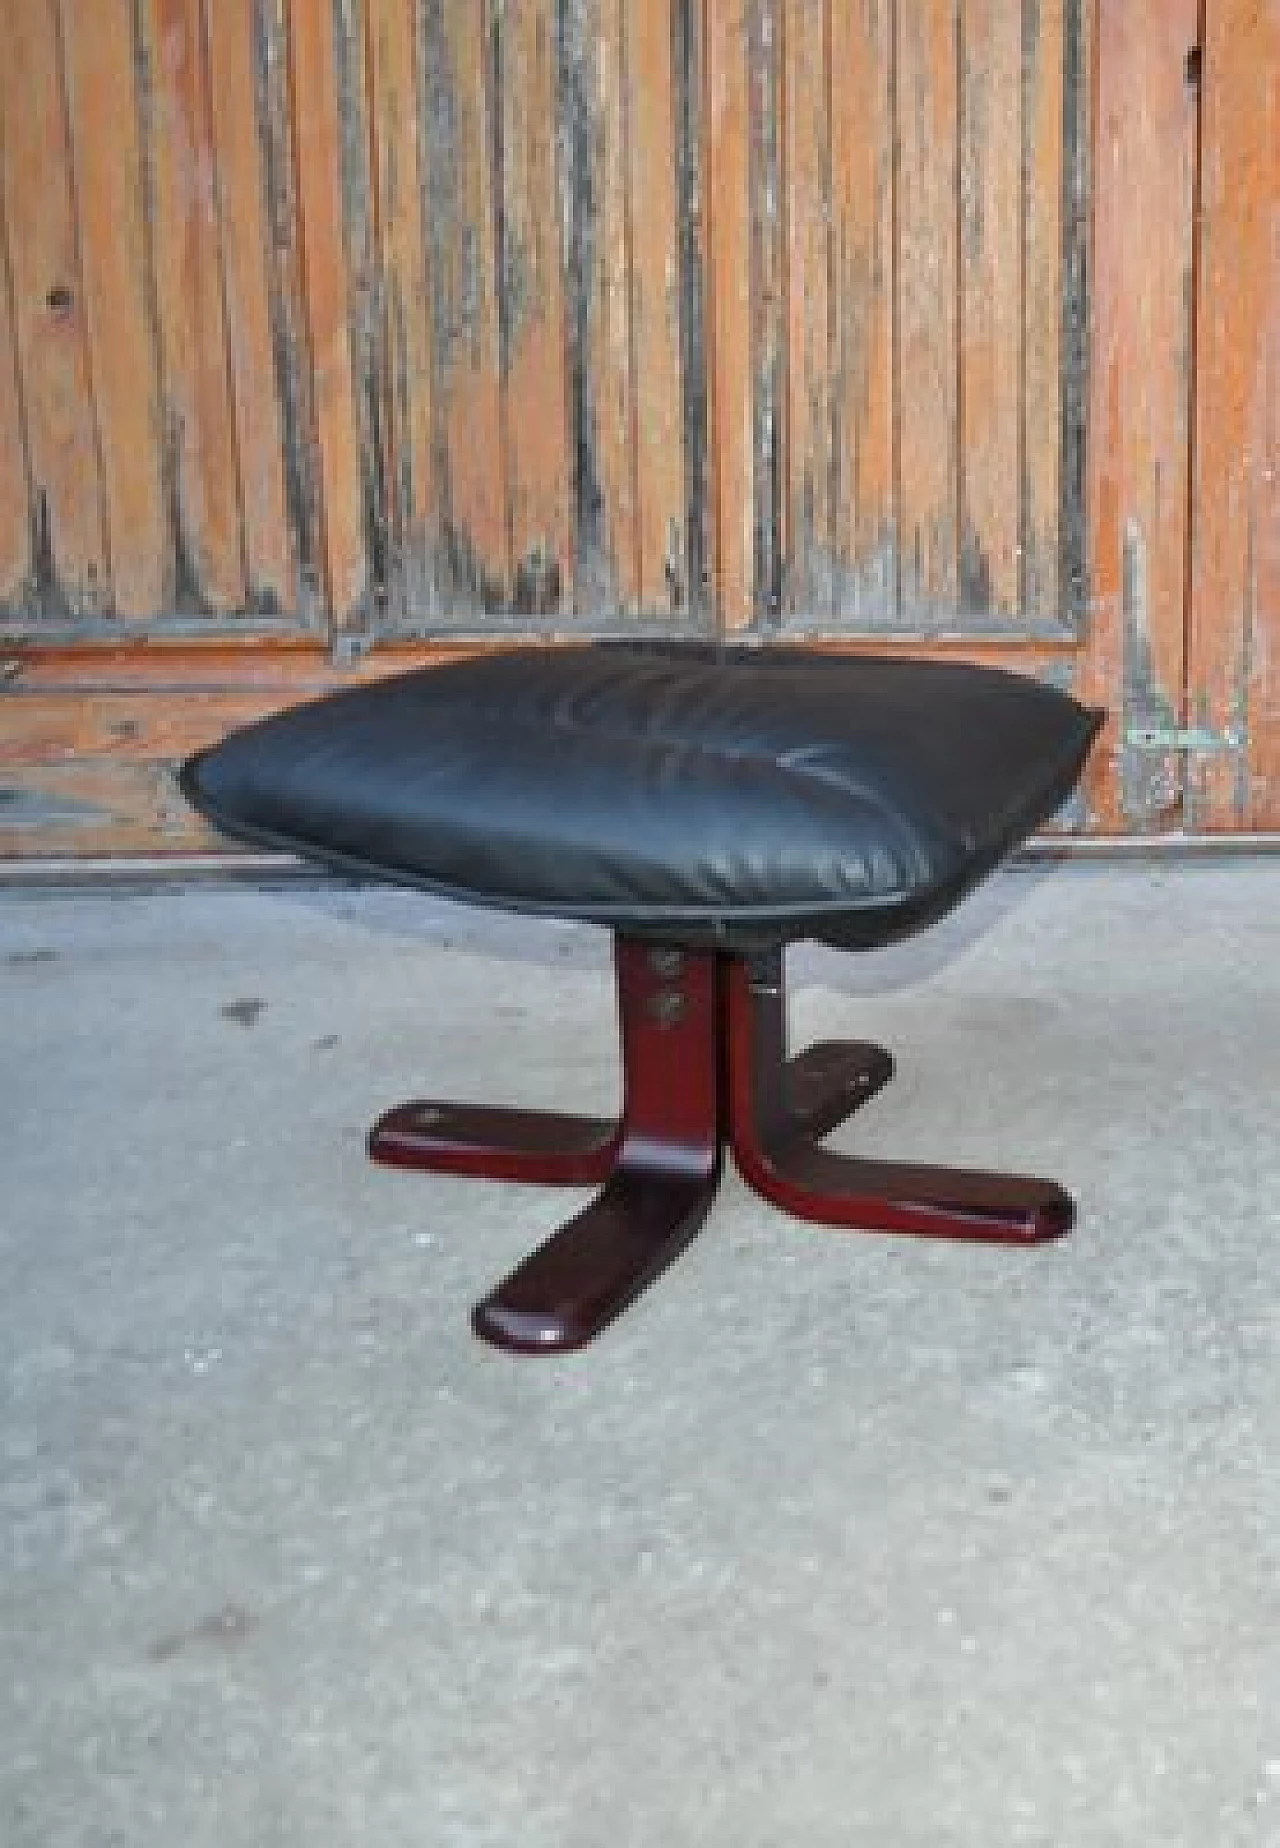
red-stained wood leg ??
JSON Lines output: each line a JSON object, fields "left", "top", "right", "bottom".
{"left": 723, "top": 951, "right": 1073, "bottom": 1245}
{"left": 369, "top": 1100, "right": 620, "bottom": 1186}
{"left": 472, "top": 941, "right": 722, "bottom": 1353}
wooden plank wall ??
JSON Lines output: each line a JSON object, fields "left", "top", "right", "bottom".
{"left": 0, "top": 0, "right": 1095, "bottom": 640}
{"left": 0, "top": 0, "right": 709, "bottom": 638}
{"left": 0, "top": 1, "right": 1275, "bottom": 848}
{"left": 706, "top": 0, "right": 1090, "bottom": 636}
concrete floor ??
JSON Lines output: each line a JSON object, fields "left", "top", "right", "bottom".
{"left": 1, "top": 860, "right": 1278, "bottom": 1846}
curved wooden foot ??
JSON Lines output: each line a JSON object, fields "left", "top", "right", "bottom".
{"left": 724, "top": 955, "right": 1073, "bottom": 1246}
{"left": 368, "top": 1101, "right": 619, "bottom": 1185}
{"left": 473, "top": 1165, "right": 721, "bottom": 1353}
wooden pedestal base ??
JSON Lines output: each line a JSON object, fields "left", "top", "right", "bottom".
{"left": 369, "top": 937, "right": 1074, "bottom": 1353}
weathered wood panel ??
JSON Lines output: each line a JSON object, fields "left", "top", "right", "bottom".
{"left": 500, "top": 3, "right": 572, "bottom": 615}
{"left": 288, "top": 0, "right": 369, "bottom": 626}
{"left": 1187, "top": 0, "right": 1279, "bottom": 832}
{"left": 705, "top": 0, "right": 756, "bottom": 630}
{"left": 139, "top": 0, "right": 247, "bottom": 613}
{"left": 958, "top": 0, "right": 1022, "bottom": 618}
{"left": 60, "top": 0, "right": 169, "bottom": 619}
{"left": 628, "top": 0, "right": 690, "bottom": 614}
{"left": 896, "top": 0, "right": 960, "bottom": 616}
{"left": 367, "top": 0, "right": 438, "bottom": 615}
{"left": 1084, "top": 0, "right": 1199, "bottom": 830}
{"left": 426, "top": 0, "right": 510, "bottom": 609}
{"left": 0, "top": 199, "right": 33, "bottom": 608}
{"left": 1, "top": 0, "right": 110, "bottom": 617}
{"left": 829, "top": 0, "right": 896, "bottom": 621}
{"left": 575, "top": 0, "right": 640, "bottom": 611}
{"left": 784, "top": 0, "right": 834, "bottom": 617}
{"left": 205, "top": 0, "right": 297, "bottom": 615}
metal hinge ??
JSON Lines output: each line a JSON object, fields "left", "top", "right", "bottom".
{"left": 1126, "top": 723, "right": 1242, "bottom": 755}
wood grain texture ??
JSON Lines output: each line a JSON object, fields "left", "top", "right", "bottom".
{"left": 204, "top": 0, "right": 296, "bottom": 615}
{"left": 628, "top": 0, "right": 688, "bottom": 614}
{"left": 748, "top": 0, "right": 785, "bottom": 626}
{"left": 499, "top": 0, "right": 571, "bottom": 615}
{"left": 830, "top": 0, "right": 895, "bottom": 622}
{"left": 1188, "top": 0, "right": 1279, "bottom": 830}
{"left": 1, "top": 0, "right": 109, "bottom": 617}
{"left": 288, "top": 0, "right": 369, "bottom": 626}
{"left": 896, "top": 0, "right": 959, "bottom": 616}
{"left": 426, "top": 0, "right": 509, "bottom": 607}
{"left": 783, "top": 0, "right": 833, "bottom": 617}
{"left": 139, "top": 0, "right": 247, "bottom": 612}
{"left": 0, "top": 198, "right": 33, "bottom": 609}
{"left": 367, "top": 0, "right": 438, "bottom": 617}
{"left": 59, "top": 0, "right": 168, "bottom": 619}
{"left": 958, "top": 0, "right": 1021, "bottom": 618}
{"left": 1085, "top": 0, "right": 1199, "bottom": 830}
{"left": 575, "top": 0, "right": 639, "bottom": 611}
{"left": 705, "top": 0, "right": 754, "bottom": 629}
{"left": 1022, "top": 0, "right": 1067, "bottom": 621}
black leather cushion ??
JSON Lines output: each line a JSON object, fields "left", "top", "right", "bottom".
{"left": 180, "top": 643, "right": 1103, "bottom": 951}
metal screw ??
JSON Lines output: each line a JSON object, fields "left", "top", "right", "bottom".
{"left": 648, "top": 947, "right": 684, "bottom": 978}
{"left": 646, "top": 989, "right": 687, "bottom": 1029}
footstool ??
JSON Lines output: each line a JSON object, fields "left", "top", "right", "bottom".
{"left": 181, "top": 643, "right": 1103, "bottom": 1353}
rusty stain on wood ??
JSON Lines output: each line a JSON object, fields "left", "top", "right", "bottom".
{"left": 205, "top": 0, "right": 296, "bottom": 615}
{"left": 1186, "top": 0, "right": 1278, "bottom": 831}
{"left": 1, "top": 0, "right": 110, "bottom": 618}
{"left": 59, "top": 0, "right": 169, "bottom": 620}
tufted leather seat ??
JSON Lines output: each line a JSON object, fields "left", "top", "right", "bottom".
{"left": 181, "top": 644, "right": 1102, "bottom": 952}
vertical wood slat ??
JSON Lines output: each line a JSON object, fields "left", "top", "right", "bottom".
{"left": 366, "top": 0, "right": 437, "bottom": 615}
{"left": 784, "top": 0, "right": 833, "bottom": 617}
{"left": 830, "top": 0, "right": 895, "bottom": 620}
{"left": 1022, "top": 0, "right": 1068, "bottom": 620}
{"left": 581, "top": 0, "right": 640, "bottom": 610}
{"left": 289, "top": 0, "right": 369, "bottom": 627}
{"left": 59, "top": 0, "right": 168, "bottom": 619}
{"left": 627, "top": 0, "right": 688, "bottom": 614}
{"left": 958, "top": 0, "right": 1021, "bottom": 618}
{"left": 705, "top": 0, "right": 754, "bottom": 629}
{"left": 0, "top": 194, "right": 33, "bottom": 607}
{"left": 896, "top": 0, "right": 959, "bottom": 616}
{"left": 1085, "top": 0, "right": 1199, "bottom": 830}
{"left": 140, "top": 0, "right": 246, "bottom": 612}
{"left": 1188, "top": 0, "right": 1279, "bottom": 830}
{"left": 427, "top": 0, "right": 509, "bottom": 607}
{"left": 1, "top": 0, "right": 109, "bottom": 617}
{"left": 205, "top": 0, "right": 296, "bottom": 614}
{"left": 500, "top": 1, "right": 572, "bottom": 613}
